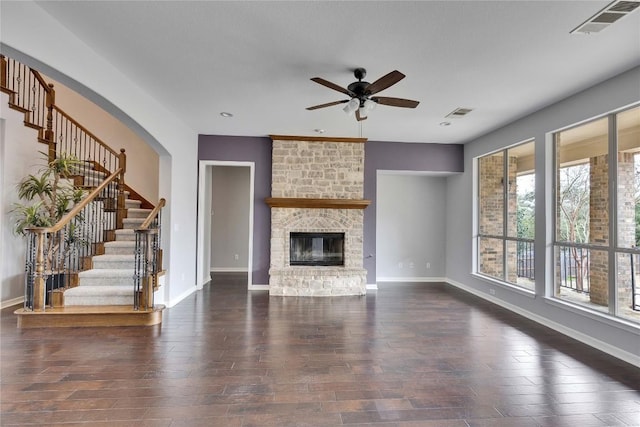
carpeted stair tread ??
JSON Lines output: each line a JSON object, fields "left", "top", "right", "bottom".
{"left": 78, "top": 268, "right": 135, "bottom": 278}
{"left": 104, "top": 241, "right": 136, "bottom": 255}
{"left": 66, "top": 285, "right": 132, "bottom": 296}
{"left": 64, "top": 285, "right": 133, "bottom": 306}
{"left": 125, "top": 199, "right": 141, "bottom": 209}
{"left": 115, "top": 229, "right": 136, "bottom": 241}
{"left": 92, "top": 254, "right": 135, "bottom": 269}
{"left": 127, "top": 208, "right": 152, "bottom": 219}
{"left": 122, "top": 218, "right": 145, "bottom": 229}
{"left": 76, "top": 268, "right": 135, "bottom": 287}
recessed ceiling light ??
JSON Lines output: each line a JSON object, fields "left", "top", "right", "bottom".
{"left": 220, "top": 112, "right": 233, "bottom": 118}
{"left": 440, "top": 121, "right": 451, "bottom": 127}
{"left": 314, "top": 128, "right": 325, "bottom": 134}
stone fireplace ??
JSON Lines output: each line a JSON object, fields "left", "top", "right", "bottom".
{"left": 266, "top": 135, "right": 370, "bottom": 296}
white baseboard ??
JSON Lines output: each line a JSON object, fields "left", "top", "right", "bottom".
{"left": 210, "top": 268, "right": 249, "bottom": 273}
{"left": 366, "top": 284, "right": 378, "bottom": 291}
{"left": 249, "top": 284, "right": 269, "bottom": 291}
{"left": 377, "top": 276, "right": 447, "bottom": 283}
{"left": 446, "top": 278, "right": 640, "bottom": 368}
{"left": 165, "top": 286, "right": 198, "bottom": 308}
{"left": 1, "top": 296, "right": 24, "bottom": 310}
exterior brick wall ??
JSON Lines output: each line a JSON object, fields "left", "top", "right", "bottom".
{"left": 617, "top": 152, "right": 635, "bottom": 309}
{"left": 589, "top": 154, "right": 609, "bottom": 305}
{"left": 478, "top": 154, "right": 517, "bottom": 283}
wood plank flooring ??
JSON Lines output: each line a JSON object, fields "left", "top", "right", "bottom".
{"left": 1, "top": 282, "right": 639, "bottom": 426}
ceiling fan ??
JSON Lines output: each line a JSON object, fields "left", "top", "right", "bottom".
{"left": 306, "top": 68, "right": 419, "bottom": 121}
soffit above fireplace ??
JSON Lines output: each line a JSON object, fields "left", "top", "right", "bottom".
{"left": 265, "top": 197, "right": 370, "bottom": 209}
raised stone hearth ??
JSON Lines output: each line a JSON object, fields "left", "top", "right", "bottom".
{"left": 267, "top": 135, "right": 369, "bottom": 296}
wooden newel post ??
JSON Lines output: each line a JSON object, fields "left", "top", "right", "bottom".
{"left": 33, "top": 231, "right": 46, "bottom": 311}
{"left": 45, "top": 83, "right": 56, "bottom": 162}
{"left": 0, "top": 55, "right": 7, "bottom": 90}
{"left": 116, "top": 149, "right": 127, "bottom": 229}
{"left": 143, "top": 230, "right": 155, "bottom": 310}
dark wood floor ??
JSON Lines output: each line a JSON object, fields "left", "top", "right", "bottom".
{"left": 1, "top": 281, "right": 639, "bottom": 426}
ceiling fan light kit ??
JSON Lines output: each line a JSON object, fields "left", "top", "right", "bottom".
{"left": 307, "top": 67, "right": 419, "bottom": 122}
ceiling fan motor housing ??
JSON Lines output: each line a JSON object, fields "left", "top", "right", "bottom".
{"left": 347, "top": 81, "right": 371, "bottom": 102}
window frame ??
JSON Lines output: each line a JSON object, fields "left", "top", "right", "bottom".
{"left": 551, "top": 103, "right": 640, "bottom": 322}
{"left": 474, "top": 139, "right": 535, "bottom": 291}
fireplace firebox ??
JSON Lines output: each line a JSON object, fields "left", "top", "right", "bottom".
{"left": 290, "top": 232, "right": 345, "bottom": 266}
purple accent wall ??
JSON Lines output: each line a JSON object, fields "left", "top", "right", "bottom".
{"left": 364, "top": 141, "right": 463, "bottom": 283}
{"left": 198, "top": 135, "right": 272, "bottom": 285}
{"left": 197, "top": 135, "right": 463, "bottom": 287}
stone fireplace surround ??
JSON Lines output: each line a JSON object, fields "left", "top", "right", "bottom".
{"left": 267, "top": 135, "right": 370, "bottom": 296}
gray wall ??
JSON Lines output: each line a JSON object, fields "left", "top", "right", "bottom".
{"left": 364, "top": 141, "right": 464, "bottom": 283}
{"left": 211, "top": 166, "right": 250, "bottom": 270}
{"left": 198, "top": 135, "right": 272, "bottom": 285}
{"left": 446, "top": 65, "right": 640, "bottom": 362}
{"left": 376, "top": 173, "right": 447, "bottom": 279}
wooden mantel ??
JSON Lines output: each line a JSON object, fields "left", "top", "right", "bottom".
{"left": 265, "top": 198, "right": 371, "bottom": 209}
{"left": 269, "top": 135, "right": 367, "bottom": 143}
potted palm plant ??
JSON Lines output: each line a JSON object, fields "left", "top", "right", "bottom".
{"left": 12, "top": 152, "right": 86, "bottom": 300}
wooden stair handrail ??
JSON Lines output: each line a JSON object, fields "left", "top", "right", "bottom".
{"left": 137, "top": 198, "right": 166, "bottom": 230}
{"left": 25, "top": 168, "right": 123, "bottom": 234}
{"left": 52, "top": 105, "right": 119, "bottom": 157}
{"left": 29, "top": 69, "right": 53, "bottom": 94}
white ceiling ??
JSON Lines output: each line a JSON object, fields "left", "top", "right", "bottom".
{"left": 33, "top": 1, "right": 640, "bottom": 144}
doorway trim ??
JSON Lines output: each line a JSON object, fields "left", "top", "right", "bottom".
{"left": 197, "top": 160, "right": 255, "bottom": 291}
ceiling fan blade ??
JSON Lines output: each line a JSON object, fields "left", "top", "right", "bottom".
{"left": 355, "top": 109, "right": 367, "bottom": 121}
{"left": 311, "top": 77, "right": 355, "bottom": 97}
{"left": 371, "top": 96, "right": 420, "bottom": 108}
{"left": 306, "top": 100, "right": 349, "bottom": 110}
{"left": 365, "top": 70, "right": 405, "bottom": 95}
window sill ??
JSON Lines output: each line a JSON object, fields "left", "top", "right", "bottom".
{"left": 471, "top": 273, "right": 536, "bottom": 299}
{"left": 543, "top": 297, "right": 640, "bottom": 335}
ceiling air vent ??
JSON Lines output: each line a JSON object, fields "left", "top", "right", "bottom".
{"left": 445, "top": 107, "right": 473, "bottom": 119}
{"left": 571, "top": 0, "right": 640, "bottom": 34}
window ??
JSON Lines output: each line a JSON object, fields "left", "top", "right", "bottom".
{"left": 554, "top": 105, "right": 640, "bottom": 324}
{"left": 477, "top": 140, "right": 535, "bottom": 290}
{"left": 616, "top": 106, "right": 640, "bottom": 323}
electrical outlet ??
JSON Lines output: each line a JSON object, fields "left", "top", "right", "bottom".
{"left": 234, "top": 254, "right": 239, "bottom": 260}
{"left": 489, "top": 288, "right": 496, "bottom": 295}
{"left": 398, "top": 262, "right": 403, "bottom": 269}
{"left": 426, "top": 262, "right": 431, "bottom": 269}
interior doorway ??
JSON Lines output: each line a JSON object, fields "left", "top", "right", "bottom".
{"left": 197, "top": 161, "right": 254, "bottom": 290}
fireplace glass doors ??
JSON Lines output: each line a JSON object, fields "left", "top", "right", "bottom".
{"left": 289, "top": 232, "right": 345, "bottom": 266}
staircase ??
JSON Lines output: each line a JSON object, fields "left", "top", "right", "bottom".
{"left": 64, "top": 194, "right": 150, "bottom": 307}
{"left": 2, "top": 55, "right": 165, "bottom": 328}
